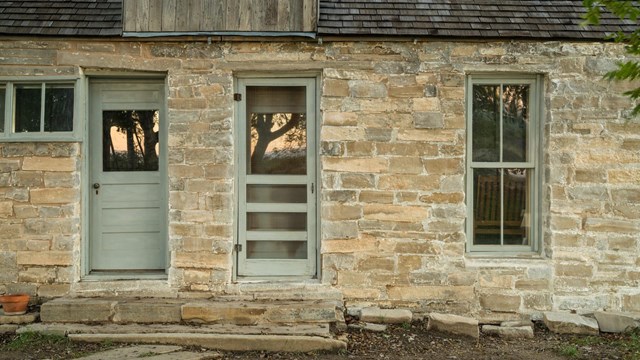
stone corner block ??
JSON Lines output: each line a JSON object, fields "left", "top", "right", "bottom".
{"left": 543, "top": 311, "right": 599, "bottom": 335}
{"left": 427, "top": 313, "right": 479, "bottom": 339}
{"left": 594, "top": 311, "right": 640, "bottom": 333}
{"left": 359, "top": 307, "right": 413, "bottom": 324}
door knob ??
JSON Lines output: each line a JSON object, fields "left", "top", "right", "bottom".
{"left": 93, "top": 183, "right": 100, "bottom": 189}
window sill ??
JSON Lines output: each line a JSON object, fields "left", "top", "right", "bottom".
{"left": 0, "top": 134, "right": 80, "bottom": 142}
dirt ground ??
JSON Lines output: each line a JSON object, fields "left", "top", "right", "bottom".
{"left": 1, "top": 321, "right": 638, "bottom": 360}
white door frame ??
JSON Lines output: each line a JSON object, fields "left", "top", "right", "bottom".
{"left": 234, "top": 76, "right": 319, "bottom": 279}
{"left": 83, "top": 77, "right": 169, "bottom": 279}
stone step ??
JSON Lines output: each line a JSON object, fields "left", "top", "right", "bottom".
{"left": 40, "top": 297, "right": 344, "bottom": 328}
{"left": 68, "top": 333, "right": 347, "bottom": 353}
{"left": 19, "top": 322, "right": 332, "bottom": 338}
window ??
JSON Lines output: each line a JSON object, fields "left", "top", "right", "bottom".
{"left": 0, "top": 81, "right": 76, "bottom": 140}
{"left": 466, "top": 75, "right": 541, "bottom": 253}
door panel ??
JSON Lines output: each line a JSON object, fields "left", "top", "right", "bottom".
{"left": 89, "top": 81, "right": 166, "bottom": 272}
{"left": 237, "top": 79, "right": 317, "bottom": 277}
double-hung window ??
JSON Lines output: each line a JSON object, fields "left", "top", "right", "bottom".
{"left": 466, "top": 75, "right": 542, "bottom": 253}
{"left": 0, "top": 80, "right": 76, "bottom": 140}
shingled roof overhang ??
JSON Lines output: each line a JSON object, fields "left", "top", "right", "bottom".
{"left": 0, "top": 0, "right": 635, "bottom": 41}
{"left": 0, "top": 0, "right": 122, "bottom": 37}
{"left": 317, "top": 0, "right": 636, "bottom": 41}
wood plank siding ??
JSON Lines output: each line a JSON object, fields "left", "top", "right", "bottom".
{"left": 123, "top": 0, "right": 317, "bottom": 33}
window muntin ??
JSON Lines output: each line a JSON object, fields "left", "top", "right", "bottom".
{"left": 0, "top": 81, "right": 76, "bottom": 139}
{"left": 467, "top": 76, "right": 540, "bottom": 252}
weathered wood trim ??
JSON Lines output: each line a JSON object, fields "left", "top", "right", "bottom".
{"left": 123, "top": 0, "right": 317, "bottom": 33}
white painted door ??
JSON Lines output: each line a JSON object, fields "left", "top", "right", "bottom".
{"left": 89, "top": 80, "right": 167, "bottom": 271}
{"left": 236, "top": 78, "right": 317, "bottom": 277}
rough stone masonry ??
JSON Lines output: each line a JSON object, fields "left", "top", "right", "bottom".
{"left": 0, "top": 38, "right": 638, "bottom": 322}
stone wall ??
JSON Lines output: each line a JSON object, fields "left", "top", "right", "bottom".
{"left": 0, "top": 38, "right": 638, "bottom": 319}
{"left": 0, "top": 143, "right": 80, "bottom": 299}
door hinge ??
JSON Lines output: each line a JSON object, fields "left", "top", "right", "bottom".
{"left": 233, "top": 93, "right": 242, "bottom": 101}
{"left": 234, "top": 244, "right": 242, "bottom": 252}
{"left": 311, "top": 183, "right": 314, "bottom": 194}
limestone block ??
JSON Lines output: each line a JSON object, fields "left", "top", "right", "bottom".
{"left": 348, "top": 322, "right": 387, "bottom": 332}
{"left": 350, "top": 81, "right": 387, "bottom": 98}
{"left": 359, "top": 307, "right": 412, "bottom": 324}
{"left": 482, "top": 325, "right": 534, "bottom": 338}
{"left": 0, "top": 312, "right": 38, "bottom": 324}
{"left": 323, "top": 79, "right": 349, "bottom": 97}
{"left": 623, "top": 294, "right": 640, "bottom": 312}
{"left": 0, "top": 325, "right": 18, "bottom": 334}
{"left": 543, "top": 312, "right": 599, "bottom": 335}
{"left": 479, "top": 294, "right": 521, "bottom": 312}
{"left": 414, "top": 112, "right": 444, "bottom": 129}
{"left": 16, "top": 251, "right": 72, "bottom": 266}
{"left": 114, "top": 301, "right": 182, "bottom": 324}
{"left": 427, "top": 313, "right": 479, "bottom": 339}
{"left": 594, "top": 311, "right": 640, "bottom": 333}
{"left": 30, "top": 188, "right": 78, "bottom": 204}
{"left": 22, "top": 157, "right": 75, "bottom": 172}
{"left": 40, "top": 298, "right": 116, "bottom": 323}
{"left": 182, "top": 303, "right": 267, "bottom": 325}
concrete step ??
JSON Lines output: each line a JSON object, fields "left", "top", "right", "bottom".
{"left": 40, "top": 297, "right": 344, "bottom": 329}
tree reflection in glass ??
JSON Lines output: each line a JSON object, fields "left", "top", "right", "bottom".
{"left": 103, "top": 110, "right": 159, "bottom": 172}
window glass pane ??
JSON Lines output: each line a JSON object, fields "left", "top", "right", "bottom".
{"left": 247, "top": 185, "right": 307, "bottom": 203}
{"left": 247, "top": 86, "right": 307, "bottom": 175}
{"left": 503, "top": 169, "right": 530, "bottom": 245}
{"left": 0, "top": 88, "right": 5, "bottom": 133}
{"left": 472, "top": 85, "right": 500, "bottom": 162}
{"left": 502, "top": 85, "right": 529, "bottom": 162}
{"left": 103, "top": 110, "right": 160, "bottom": 172}
{"left": 473, "top": 168, "right": 531, "bottom": 246}
{"left": 247, "top": 241, "right": 307, "bottom": 259}
{"left": 44, "top": 86, "right": 74, "bottom": 132}
{"left": 473, "top": 168, "right": 502, "bottom": 245}
{"left": 247, "top": 212, "right": 307, "bottom": 231}
{"left": 14, "top": 86, "right": 42, "bottom": 133}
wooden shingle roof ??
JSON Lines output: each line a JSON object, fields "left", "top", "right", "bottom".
{"left": 0, "top": 0, "right": 634, "bottom": 39}
{"left": 318, "top": 0, "right": 636, "bottom": 39}
{"left": 0, "top": 0, "right": 121, "bottom": 36}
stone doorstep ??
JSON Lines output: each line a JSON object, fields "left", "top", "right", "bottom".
{"left": 69, "top": 333, "right": 348, "bottom": 353}
{"left": 40, "top": 297, "right": 343, "bottom": 327}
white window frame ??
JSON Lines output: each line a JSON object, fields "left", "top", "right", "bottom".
{"left": 465, "top": 74, "right": 543, "bottom": 254}
{"left": 0, "top": 76, "right": 81, "bottom": 142}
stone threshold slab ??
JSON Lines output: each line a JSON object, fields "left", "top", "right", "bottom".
{"left": 69, "top": 333, "right": 347, "bottom": 353}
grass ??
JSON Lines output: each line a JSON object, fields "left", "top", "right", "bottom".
{"left": 558, "top": 344, "right": 579, "bottom": 358}
{"left": 556, "top": 328, "right": 640, "bottom": 359}
{"left": 3, "top": 332, "right": 69, "bottom": 351}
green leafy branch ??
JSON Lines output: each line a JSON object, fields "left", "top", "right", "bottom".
{"left": 583, "top": 0, "right": 640, "bottom": 115}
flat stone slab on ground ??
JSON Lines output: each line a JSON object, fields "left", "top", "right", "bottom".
{"left": 482, "top": 325, "right": 534, "bottom": 338}
{"left": 427, "top": 313, "right": 479, "bottom": 339}
{"left": 543, "top": 312, "right": 599, "bottom": 335}
{"left": 594, "top": 311, "right": 640, "bottom": 333}
{"left": 69, "top": 333, "right": 347, "bottom": 353}
{"left": 76, "top": 345, "right": 182, "bottom": 359}
{"left": 19, "top": 322, "right": 331, "bottom": 337}
{"left": 0, "top": 312, "right": 38, "bottom": 324}
{"left": 0, "top": 324, "right": 19, "bottom": 334}
{"left": 359, "top": 307, "right": 412, "bottom": 324}
{"left": 348, "top": 322, "right": 387, "bottom": 332}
